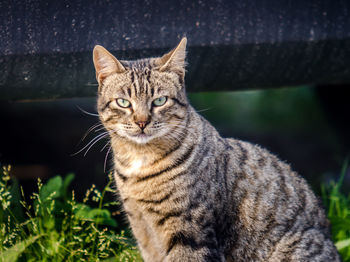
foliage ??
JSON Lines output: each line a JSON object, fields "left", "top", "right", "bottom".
{"left": 1, "top": 159, "right": 350, "bottom": 261}
{"left": 0, "top": 165, "right": 141, "bottom": 262}
{"left": 322, "top": 159, "right": 350, "bottom": 261}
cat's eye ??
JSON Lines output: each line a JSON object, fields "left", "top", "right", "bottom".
{"left": 152, "top": 96, "right": 167, "bottom": 107}
{"left": 116, "top": 98, "right": 131, "bottom": 108}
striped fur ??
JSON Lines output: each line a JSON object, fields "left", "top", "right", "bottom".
{"left": 93, "top": 38, "right": 340, "bottom": 261}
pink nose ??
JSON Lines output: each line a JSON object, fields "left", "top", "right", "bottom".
{"left": 135, "top": 120, "right": 149, "bottom": 130}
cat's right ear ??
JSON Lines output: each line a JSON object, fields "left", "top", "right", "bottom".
{"left": 93, "top": 45, "right": 126, "bottom": 85}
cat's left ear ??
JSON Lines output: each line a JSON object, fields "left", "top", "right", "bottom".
{"left": 93, "top": 45, "right": 126, "bottom": 85}
{"left": 156, "top": 37, "right": 187, "bottom": 75}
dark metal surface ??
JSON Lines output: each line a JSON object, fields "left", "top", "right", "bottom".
{"left": 1, "top": 0, "right": 350, "bottom": 100}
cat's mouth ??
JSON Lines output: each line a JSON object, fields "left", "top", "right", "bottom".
{"left": 128, "top": 132, "right": 154, "bottom": 144}
{"left": 135, "top": 132, "right": 148, "bottom": 138}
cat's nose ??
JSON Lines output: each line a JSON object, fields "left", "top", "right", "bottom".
{"left": 135, "top": 120, "right": 150, "bottom": 130}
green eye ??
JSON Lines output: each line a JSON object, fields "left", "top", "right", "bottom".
{"left": 116, "top": 98, "right": 131, "bottom": 108}
{"left": 152, "top": 96, "right": 167, "bottom": 107}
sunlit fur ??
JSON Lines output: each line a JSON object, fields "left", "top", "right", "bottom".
{"left": 93, "top": 38, "right": 340, "bottom": 262}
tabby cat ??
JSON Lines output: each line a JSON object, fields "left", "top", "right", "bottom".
{"left": 92, "top": 38, "right": 340, "bottom": 261}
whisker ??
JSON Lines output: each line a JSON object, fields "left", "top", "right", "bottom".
{"left": 194, "top": 107, "right": 212, "bottom": 113}
{"left": 81, "top": 123, "right": 103, "bottom": 142}
{"left": 84, "top": 133, "right": 109, "bottom": 156}
{"left": 104, "top": 145, "right": 113, "bottom": 173}
{"left": 76, "top": 105, "right": 99, "bottom": 116}
{"left": 153, "top": 121, "right": 194, "bottom": 138}
{"left": 101, "top": 141, "right": 111, "bottom": 152}
{"left": 160, "top": 122, "right": 192, "bottom": 132}
{"left": 72, "top": 131, "right": 108, "bottom": 156}
{"left": 161, "top": 129, "right": 185, "bottom": 143}
{"left": 94, "top": 126, "right": 106, "bottom": 133}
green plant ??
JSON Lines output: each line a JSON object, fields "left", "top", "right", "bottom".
{"left": 2, "top": 159, "right": 349, "bottom": 262}
{"left": 322, "top": 159, "right": 350, "bottom": 261}
{"left": 0, "top": 165, "right": 141, "bottom": 262}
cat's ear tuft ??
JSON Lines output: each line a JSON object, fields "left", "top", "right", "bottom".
{"left": 157, "top": 37, "right": 187, "bottom": 74}
{"left": 93, "top": 45, "right": 126, "bottom": 84}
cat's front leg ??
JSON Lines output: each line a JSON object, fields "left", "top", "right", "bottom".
{"left": 163, "top": 231, "right": 225, "bottom": 262}
{"left": 164, "top": 246, "right": 225, "bottom": 262}
{"left": 123, "top": 199, "right": 165, "bottom": 262}
{"left": 128, "top": 217, "right": 159, "bottom": 262}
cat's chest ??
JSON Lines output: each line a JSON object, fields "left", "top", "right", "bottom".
{"left": 126, "top": 150, "right": 159, "bottom": 170}
{"left": 116, "top": 155, "right": 150, "bottom": 178}
{"left": 127, "top": 158, "right": 145, "bottom": 173}
{"left": 115, "top": 150, "right": 173, "bottom": 184}
{"left": 121, "top": 194, "right": 161, "bottom": 231}
{"left": 115, "top": 156, "right": 162, "bottom": 198}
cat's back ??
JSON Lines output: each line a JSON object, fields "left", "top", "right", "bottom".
{"left": 221, "top": 138, "right": 338, "bottom": 261}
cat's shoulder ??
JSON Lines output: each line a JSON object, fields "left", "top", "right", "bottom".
{"left": 224, "top": 137, "right": 271, "bottom": 160}
{"left": 224, "top": 137, "right": 294, "bottom": 176}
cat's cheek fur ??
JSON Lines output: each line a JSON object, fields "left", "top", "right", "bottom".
{"left": 157, "top": 101, "right": 187, "bottom": 121}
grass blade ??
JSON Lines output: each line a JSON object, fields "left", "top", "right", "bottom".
{"left": 0, "top": 235, "right": 42, "bottom": 262}
{"left": 336, "top": 238, "right": 350, "bottom": 251}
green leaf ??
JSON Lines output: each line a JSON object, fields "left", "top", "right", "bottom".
{"left": 62, "top": 173, "right": 74, "bottom": 199}
{"left": 0, "top": 235, "right": 42, "bottom": 262}
{"left": 88, "top": 208, "right": 117, "bottom": 227}
{"left": 329, "top": 217, "right": 350, "bottom": 232}
{"left": 336, "top": 238, "right": 350, "bottom": 250}
{"left": 44, "top": 216, "right": 55, "bottom": 230}
{"left": 74, "top": 204, "right": 118, "bottom": 227}
{"left": 40, "top": 176, "right": 63, "bottom": 201}
{"left": 9, "top": 177, "right": 24, "bottom": 222}
{"left": 74, "top": 203, "right": 92, "bottom": 218}
{"left": 33, "top": 176, "right": 63, "bottom": 218}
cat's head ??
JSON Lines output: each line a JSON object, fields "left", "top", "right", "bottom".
{"left": 93, "top": 38, "right": 188, "bottom": 145}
